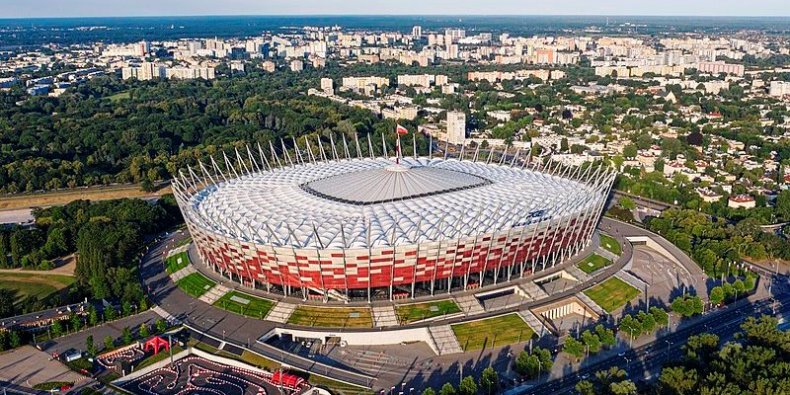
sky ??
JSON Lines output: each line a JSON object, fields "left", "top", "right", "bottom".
{"left": 2, "top": 0, "right": 790, "bottom": 18}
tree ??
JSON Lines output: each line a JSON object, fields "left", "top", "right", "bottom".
{"left": 88, "top": 305, "right": 99, "bottom": 326}
{"left": 479, "top": 367, "right": 498, "bottom": 395}
{"left": 156, "top": 318, "right": 168, "bottom": 333}
{"left": 458, "top": 376, "right": 477, "bottom": 395}
{"left": 650, "top": 307, "right": 669, "bottom": 327}
{"left": 619, "top": 196, "right": 636, "bottom": 210}
{"left": 581, "top": 330, "right": 602, "bottom": 354}
{"left": 775, "top": 190, "right": 790, "bottom": 220}
{"left": 422, "top": 389, "right": 436, "bottom": 395}
{"left": 104, "top": 307, "right": 117, "bottom": 322}
{"left": 86, "top": 335, "right": 96, "bottom": 356}
{"left": 70, "top": 313, "right": 82, "bottom": 332}
{"left": 439, "top": 383, "right": 456, "bottom": 395}
{"left": 9, "top": 331, "right": 20, "bottom": 348}
{"left": 0, "top": 288, "right": 18, "bottom": 319}
{"left": 619, "top": 315, "right": 642, "bottom": 341}
{"left": 576, "top": 380, "right": 596, "bottom": 395}
{"left": 609, "top": 380, "right": 637, "bottom": 395}
{"left": 623, "top": 144, "right": 638, "bottom": 159}
{"left": 658, "top": 366, "right": 698, "bottom": 395}
{"left": 104, "top": 335, "right": 114, "bottom": 351}
{"left": 563, "top": 337, "right": 585, "bottom": 361}
{"left": 709, "top": 286, "right": 725, "bottom": 305}
{"left": 51, "top": 320, "right": 63, "bottom": 338}
{"left": 139, "top": 323, "right": 150, "bottom": 338}
{"left": 121, "top": 327, "right": 133, "bottom": 345}
{"left": 595, "top": 325, "right": 617, "bottom": 348}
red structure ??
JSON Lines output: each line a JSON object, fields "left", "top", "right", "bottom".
{"left": 270, "top": 371, "right": 305, "bottom": 389}
{"left": 143, "top": 336, "right": 170, "bottom": 355}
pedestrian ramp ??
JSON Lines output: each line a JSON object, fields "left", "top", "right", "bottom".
{"left": 372, "top": 305, "right": 399, "bottom": 327}
{"left": 518, "top": 310, "right": 550, "bottom": 338}
{"left": 576, "top": 292, "right": 607, "bottom": 317}
{"left": 265, "top": 302, "right": 297, "bottom": 323}
{"left": 428, "top": 325, "right": 463, "bottom": 355}
{"left": 454, "top": 294, "right": 486, "bottom": 316}
{"left": 519, "top": 281, "right": 549, "bottom": 300}
{"left": 616, "top": 270, "right": 648, "bottom": 290}
{"left": 170, "top": 265, "right": 196, "bottom": 282}
{"left": 564, "top": 265, "right": 591, "bottom": 282}
{"left": 199, "top": 283, "right": 230, "bottom": 305}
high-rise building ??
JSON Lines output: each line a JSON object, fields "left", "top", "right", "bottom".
{"left": 412, "top": 26, "right": 422, "bottom": 38}
{"left": 447, "top": 111, "right": 466, "bottom": 144}
{"left": 320, "top": 78, "right": 334, "bottom": 95}
{"left": 769, "top": 81, "right": 790, "bottom": 97}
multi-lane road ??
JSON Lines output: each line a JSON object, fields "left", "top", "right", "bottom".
{"left": 521, "top": 283, "right": 790, "bottom": 394}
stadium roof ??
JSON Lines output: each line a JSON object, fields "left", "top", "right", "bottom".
{"left": 181, "top": 156, "right": 610, "bottom": 249}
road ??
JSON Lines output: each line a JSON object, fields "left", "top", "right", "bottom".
{"left": 520, "top": 284, "right": 790, "bottom": 394}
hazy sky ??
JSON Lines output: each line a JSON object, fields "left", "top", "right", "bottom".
{"left": 2, "top": 0, "right": 789, "bottom": 18}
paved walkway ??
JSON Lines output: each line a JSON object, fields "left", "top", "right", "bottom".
{"left": 198, "top": 283, "right": 230, "bottom": 305}
{"left": 454, "top": 295, "right": 486, "bottom": 316}
{"left": 170, "top": 265, "right": 195, "bottom": 282}
{"left": 428, "top": 325, "right": 463, "bottom": 355}
{"left": 265, "top": 302, "right": 296, "bottom": 324}
{"left": 372, "top": 305, "right": 399, "bottom": 327}
{"left": 564, "top": 265, "right": 591, "bottom": 282}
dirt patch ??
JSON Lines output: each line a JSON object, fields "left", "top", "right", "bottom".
{"left": 0, "top": 183, "right": 170, "bottom": 211}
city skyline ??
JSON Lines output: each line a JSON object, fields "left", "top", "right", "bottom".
{"left": 3, "top": 0, "right": 790, "bottom": 18}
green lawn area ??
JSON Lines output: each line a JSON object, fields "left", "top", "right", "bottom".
{"left": 599, "top": 234, "right": 622, "bottom": 256}
{"left": 288, "top": 306, "right": 373, "bottom": 328}
{"left": 165, "top": 252, "right": 190, "bottom": 274}
{"left": 134, "top": 345, "right": 185, "bottom": 370}
{"left": 396, "top": 299, "right": 461, "bottom": 324}
{"left": 107, "top": 91, "right": 130, "bottom": 102}
{"left": 577, "top": 253, "right": 612, "bottom": 274}
{"left": 0, "top": 272, "right": 74, "bottom": 305}
{"left": 452, "top": 313, "right": 534, "bottom": 351}
{"left": 175, "top": 273, "right": 215, "bottom": 298}
{"left": 584, "top": 277, "right": 641, "bottom": 313}
{"left": 213, "top": 291, "right": 274, "bottom": 319}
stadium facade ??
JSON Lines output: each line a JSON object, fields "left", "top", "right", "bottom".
{"left": 172, "top": 135, "right": 615, "bottom": 302}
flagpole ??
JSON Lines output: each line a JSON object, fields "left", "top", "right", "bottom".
{"left": 396, "top": 131, "right": 401, "bottom": 165}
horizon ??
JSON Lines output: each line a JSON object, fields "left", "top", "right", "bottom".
{"left": 3, "top": 0, "right": 790, "bottom": 19}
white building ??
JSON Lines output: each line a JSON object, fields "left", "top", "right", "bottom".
{"left": 447, "top": 111, "right": 466, "bottom": 144}
{"left": 320, "top": 78, "right": 334, "bottom": 95}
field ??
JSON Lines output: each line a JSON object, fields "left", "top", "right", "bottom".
{"left": 599, "top": 234, "right": 622, "bottom": 256}
{"left": 451, "top": 313, "right": 534, "bottom": 351}
{"left": 577, "top": 253, "right": 612, "bottom": 274}
{"left": 0, "top": 272, "right": 74, "bottom": 305}
{"left": 175, "top": 273, "right": 216, "bottom": 298}
{"left": 287, "top": 306, "right": 373, "bottom": 328}
{"left": 165, "top": 252, "right": 190, "bottom": 274}
{"left": 396, "top": 299, "right": 461, "bottom": 324}
{"left": 0, "top": 184, "right": 170, "bottom": 211}
{"left": 584, "top": 277, "right": 640, "bottom": 313}
{"left": 213, "top": 291, "right": 274, "bottom": 319}
{"left": 107, "top": 91, "right": 130, "bottom": 102}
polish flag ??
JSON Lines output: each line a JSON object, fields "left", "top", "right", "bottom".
{"left": 396, "top": 124, "right": 409, "bottom": 135}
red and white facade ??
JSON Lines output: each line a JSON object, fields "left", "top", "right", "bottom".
{"left": 172, "top": 137, "right": 615, "bottom": 301}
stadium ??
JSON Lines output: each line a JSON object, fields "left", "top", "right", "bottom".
{"left": 171, "top": 135, "right": 616, "bottom": 302}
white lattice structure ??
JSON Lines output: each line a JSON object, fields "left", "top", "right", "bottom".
{"left": 172, "top": 134, "right": 615, "bottom": 301}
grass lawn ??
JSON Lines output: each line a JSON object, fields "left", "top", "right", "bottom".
{"left": 452, "top": 313, "right": 534, "bottom": 351}
{"left": 599, "top": 234, "right": 622, "bottom": 256}
{"left": 134, "top": 345, "right": 185, "bottom": 370}
{"left": 213, "top": 291, "right": 274, "bottom": 319}
{"left": 107, "top": 91, "right": 130, "bottom": 102}
{"left": 288, "top": 306, "right": 373, "bottom": 328}
{"left": 396, "top": 299, "right": 461, "bottom": 324}
{"left": 176, "top": 273, "right": 215, "bottom": 298}
{"left": 584, "top": 277, "right": 640, "bottom": 313}
{"left": 165, "top": 252, "right": 190, "bottom": 274}
{"left": 0, "top": 272, "right": 74, "bottom": 305}
{"left": 577, "top": 253, "right": 612, "bottom": 274}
